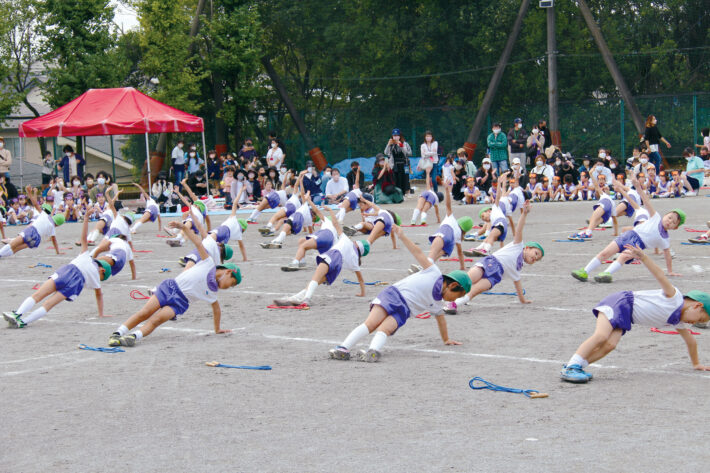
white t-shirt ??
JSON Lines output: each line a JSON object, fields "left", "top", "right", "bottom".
{"left": 266, "top": 147, "right": 284, "bottom": 168}
{"left": 393, "top": 264, "right": 444, "bottom": 316}
{"left": 442, "top": 163, "right": 454, "bottom": 185}
{"left": 349, "top": 188, "right": 363, "bottom": 199}
{"left": 189, "top": 205, "right": 205, "bottom": 228}
{"left": 440, "top": 214, "right": 462, "bottom": 244}
{"left": 275, "top": 190, "right": 288, "bottom": 207}
{"left": 634, "top": 212, "right": 670, "bottom": 250}
{"left": 146, "top": 198, "right": 159, "bottom": 213}
{"left": 295, "top": 202, "right": 313, "bottom": 228}
{"left": 70, "top": 251, "right": 102, "bottom": 290}
{"left": 491, "top": 241, "right": 524, "bottom": 282}
{"left": 220, "top": 216, "right": 243, "bottom": 241}
{"left": 629, "top": 287, "right": 686, "bottom": 329}
{"left": 175, "top": 257, "right": 218, "bottom": 304}
{"left": 325, "top": 177, "right": 349, "bottom": 196}
{"left": 201, "top": 236, "right": 221, "bottom": 264}
{"left": 108, "top": 214, "right": 132, "bottom": 241}
{"left": 31, "top": 212, "right": 56, "bottom": 239}
{"left": 463, "top": 186, "right": 479, "bottom": 197}
{"left": 420, "top": 142, "right": 439, "bottom": 164}
{"left": 51, "top": 189, "right": 64, "bottom": 208}
{"left": 319, "top": 217, "right": 339, "bottom": 243}
{"left": 286, "top": 193, "right": 301, "bottom": 209}
{"left": 109, "top": 238, "right": 134, "bottom": 262}
{"left": 490, "top": 204, "right": 506, "bottom": 224}
{"left": 332, "top": 234, "right": 360, "bottom": 272}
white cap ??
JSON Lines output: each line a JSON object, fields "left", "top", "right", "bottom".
{"left": 512, "top": 157, "right": 521, "bottom": 165}
{"left": 482, "top": 157, "right": 492, "bottom": 164}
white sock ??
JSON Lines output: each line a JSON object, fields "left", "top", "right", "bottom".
{"left": 16, "top": 297, "right": 36, "bottom": 315}
{"left": 116, "top": 324, "right": 129, "bottom": 336}
{"left": 606, "top": 261, "right": 622, "bottom": 274}
{"left": 249, "top": 209, "right": 261, "bottom": 220}
{"left": 342, "top": 323, "right": 370, "bottom": 350}
{"left": 455, "top": 293, "right": 471, "bottom": 306}
{"left": 0, "top": 245, "right": 13, "bottom": 257}
{"left": 411, "top": 208, "right": 421, "bottom": 223}
{"left": 131, "top": 221, "right": 143, "bottom": 231}
{"left": 21, "top": 306, "right": 47, "bottom": 324}
{"left": 584, "top": 258, "right": 601, "bottom": 273}
{"left": 369, "top": 331, "right": 388, "bottom": 352}
{"left": 88, "top": 229, "right": 99, "bottom": 242}
{"left": 583, "top": 228, "right": 592, "bottom": 236}
{"left": 421, "top": 211, "right": 427, "bottom": 223}
{"left": 292, "top": 289, "right": 306, "bottom": 301}
{"left": 482, "top": 242, "right": 492, "bottom": 252}
{"left": 354, "top": 223, "right": 363, "bottom": 230}
{"left": 291, "top": 258, "right": 300, "bottom": 265}
{"left": 567, "top": 353, "right": 589, "bottom": 368}
{"left": 274, "top": 231, "right": 286, "bottom": 244}
{"left": 336, "top": 208, "right": 345, "bottom": 223}
{"left": 133, "top": 330, "right": 144, "bottom": 340}
{"left": 267, "top": 221, "right": 274, "bottom": 230}
{"left": 304, "top": 280, "right": 318, "bottom": 300}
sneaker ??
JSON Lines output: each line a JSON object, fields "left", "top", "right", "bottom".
{"left": 571, "top": 268, "right": 588, "bottom": 282}
{"left": 358, "top": 348, "right": 381, "bottom": 362}
{"left": 689, "top": 235, "right": 709, "bottom": 244}
{"left": 560, "top": 364, "right": 590, "bottom": 383}
{"left": 298, "top": 260, "right": 307, "bottom": 268}
{"left": 167, "top": 238, "right": 183, "bottom": 247}
{"left": 342, "top": 226, "right": 357, "bottom": 237}
{"left": 281, "top": 263, "right": 301, "bottom": 272}
{"left": 273, "top": 296, "right": 302, "bottom": 306}
{"left": 693, "top": 322, "right": 708, "bottom": 329}
{"left": 246, "top": 218, "right": 258, "bottom": 223}
{"left": 467, "top": 247, "right": 488, "bottom": 257}
{"left": 108, "top": 333, "right": 122, "bottom": 347}
{"left": 408, "top": 263, "right": 422, "bottom": 275}
{"left": 443, "top": 301, "right": 458, "bottom": 315}
{"left": 599, "top": 221, "right": 612, "bottom": 228}
{"left": 75, "top": 241, "right": 82, "bottom": 247}
{"left": 258, "top": 226, "right": 272, "bottom": 235}
{"left": 178, "top": 257, "right": 187, "bottom": 267}
{"left": 87, "top": 240, "right": 96, "bottom": 247}
{"left": 685, "top": 191, "right": 697, "bottom": 197}
{"left": 163, "top": 225, "right": 177, "bottom": 237}
{"left": 118, "top": 334, "right": 137, "bottom": 347}
{"left": 261, "top": 230, "right": 275, "bottom": 237}
{"left": 3, "top": 311, "right": 25, "bottom": 328}
{"left": 260, "top": 242, "right": 282, "bottom": 249}
{"left": 410, "top": 220, "right": 417, "bottom": 226}
{"left": 329, "top": 346, "right": 350, "bottom": 360}
{"left": 568, "top": 232, "right": 591, "bottom": 241}
{"left": 594, "top": 272, "right": 613, "bottom": 283}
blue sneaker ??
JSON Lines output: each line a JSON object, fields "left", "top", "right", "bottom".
{"left": 568, "top": 232, "right": 591, "bottom": 241}
{"left": 560, "top": 364, "right": 590, "bottom": 383}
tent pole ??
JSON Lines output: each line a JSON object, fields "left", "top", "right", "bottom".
{"left": 145, "top": 132, "right": 152, "bottom": 193}
{"left": 20, "top": 137, "right": 24, "bottom": 187}
{"left": 201, "top": 130, "right": 209, "bottom": 197}
{"left": 110, "top": 135, "right": 116, "bottom": 182}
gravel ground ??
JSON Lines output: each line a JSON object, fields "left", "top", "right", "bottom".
{"left": 1, "top": 195, "right": 709, "bottom": 472}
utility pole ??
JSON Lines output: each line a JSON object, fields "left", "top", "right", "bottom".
{"left": 463, "top": 0, "right": 532, "bottom": 159}
{"left": 545, "top": 2, "right": 560, "bottom": 146}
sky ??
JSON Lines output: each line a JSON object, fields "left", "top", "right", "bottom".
{"left": 112, "top": 1, "right": 140, "bottom": 33}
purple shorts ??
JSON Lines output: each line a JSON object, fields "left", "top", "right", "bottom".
{"left": 108, "top": 249, "right": 127, "bottom": 275}
{"left": 285, "top": 202, "right": 297, "bottom": 217}
{"left": 316, "top": 249, "right": 343, "bottom": 285}
{"left": 183, "top": 217, "right": 201, "bottom": 235}
{"left": 372, "top": 286, "right": 410, "bottom": 329}
{"left": 593, "top": 198, "right": 613, "bottom": 223}
{"left": 153, "top": 279, "right": 190, "bottom": 317}
{"left": 619, "top": 201, "right": 634, "bottom": 218}
{"left": 50, "top": 264, "right": 86, "bottom": 301}
{"left": 614, "top": 230, "right": 646, "bottom": 260}
{"left": 211, "top": 225, "right": 231, "bottom": 244}
{"left": 306, "top": 229, "right": 335, "bottom": 253}
{"left": 374, "top": 212, "right": 394, "bottom": 236}
{"left": 346, "top": 192, "right": 359, "bottom": 211}
{"left": 99, "top": 214, "right": 113, "bottom": 234}
{"left": 288, "top": 213, "right": 304, "bottom": 235}
{"left": 106, "top": 227, "right": 124, "bottom": 239}
{"left": 475, "top": 256, "right": 504, "bottom": 287}
{"left": 491, "top": 217, "right": 508, "bottom": 242}
{"left": 593, "top": 290, "right": 634, "bottom": 335}
{"left": 266, "top": 191, "right": 281, "bottom": 209}
{"left": 20, "top": 226, "right": 42, "bottom": 249}
{"left": 429, "top": 224, "right": 455, "bottom": 256}
{"left": 146, "top": 206, "right": 159, "bottom": 222}
{"left": 421, "top": 191, "right": 437, "bottom": 207}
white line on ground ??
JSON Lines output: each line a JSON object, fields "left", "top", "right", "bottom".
{"left": 0, "top": 358, "right": 93, "bottom": 377}
{"left": 0, "top": 350, "right": 81, "bottom": 365}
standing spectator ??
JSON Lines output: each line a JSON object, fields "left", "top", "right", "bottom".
{"left": 302, "top": 160, "right": 323, "bottom": 204}
{"left": 537, "top": 120, "right": 550, "bottom": 150}
{"left": 57, "top": 145, "right": 85, "bottom": 182}
{"left": 644, "top": 115, "right": 671, "bottom": 173}
{"left": 320, "top": 166, "right": 331, "bottom": 193}
{"left": 475, "top": 157, "right": 496, "bottom": 195}
{"left": 346, "top": 161, "right": 365, "bottom": 191}
{"left": 507, "top": 118, "right": 528, "bottom": 168}
{"left": 324, "top": 168, "right": 349, "bottom": 204}
{"left": 268, "top": 131, "right": 286, "bottom": 159}
{"left": 186, "top": 144, "right": 203, "bottom": 177}
{"left": 526, "top": 125, "right": 544, "bottom": 163}
{"left": 682, "top": 147, "right": 704, "bottom": 196}
{"left": 0, "top": 137, "right": 12, "bottom": 178}
{"left": 171, "top": 139, "right": 186, "bottom": 185}
{"left": 237, "top": 138, "right": 258, "bottom": 169}
{"left": 265, "top": 138, "right": 284, "bottom": 169}
{"left": 206, "top": 150, "right": 221, "bottom": 193}
{"left": 151, "top": 171, "right": 174, "bottom": 206}
{"left": 487, "top": 122, "right": 508, "bottom": 174}
{"left": 419, "top": 130, "right": 438, "bottom": 183}
{"left": 384, "top": 128, "right": 412, "bottom": 195}
{"left": 695, "top": 128, "right": 710, "bottom": 152}
{"left": 41, "top": 151, "right": 55, "bottom": 190}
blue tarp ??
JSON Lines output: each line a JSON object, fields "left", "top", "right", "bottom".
{"left": 332, "top": 157, "right": 427, "bottom": 181}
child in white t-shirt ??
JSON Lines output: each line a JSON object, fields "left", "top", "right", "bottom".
{"left": 130, "top": 182, "right": 162, "bottom": 234}
{"left": 328, "top": 225, "right": 472, "bottom": 362}
{"left": 108, "top": 220, "right": 241, "bottom": 347}
{"left": 259, "top": 174, "right": 305, "bottom": 237}
{"left": 346, "top": 199, "right": 399, "bottom": 250}
{"left": 208, "top": 201, "right": 248, "bottom": 261}
{"left": 410, "top": 172, "right": 442, "bottom": 226}
{"left": 561, "top": 244, "right": 710, "bottom": 383}
{"left": 164, "top": 182, "right": 211, "bottom": 247}
{"left": 421, "top": 183, "right": 471, "bottom": 270}
{"left": 282, "top": 200, "right": 338, "bottom": 271}
{"left": 261, "top": 198, "right": 316, "bottom": 249}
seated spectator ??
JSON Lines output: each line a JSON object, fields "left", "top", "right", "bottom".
{"left": 462, "top": 177, "right": 480, "bottom": 204}
{"left": 302, "top": 161, "right": 323, "bottom": 204}
{"left": 186, "top": 169, "right": 208, "bottom": 196}
{"left": 683, "top": 147, "right": 704, "bottom": 195}
{"left": 632, "top": 152, "right": 651, "bottom": 176}
{"left": 590, "top": 159, "right": 613, "bottom": 184}
{"left": 557, "top": 158, "right": 579, "bottom": 185}
{"left": 151, "top": 171, "right": 174, "bottom": 206}
{"left": 475, "top": 157, "right": 496, "bottom": 194}
{"left": 346, "top": 161, "right": 365, "bottom": 191}
{"left": 699, "top": 145, "right": 709, "bottom": 168}
{"left": 320, "top": 166, "right": 332, "bottom": 194}
{"left": 577, "top": 155, "right": 592, "bottom": 174}
{"left": 324, "top": 168, "right": 349, "bottom": 204}
{"left": 531, "top": 154, "right": 554, "bottom": 181}
{"left": 372, "top": 153, "right": 403, "bottom": 204}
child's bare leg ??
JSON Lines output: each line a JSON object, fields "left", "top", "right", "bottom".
{"left": 587, "top": 207, "right": 606, "bottom": 231}
{"left": 573, "top": 315, "right": 616, "bottom": 362}
{"left": 268, "top": 209, "right": 286, "bottom": 227}
{"left": 121, "top": 296, "right": 162, "bottom": 330}
{"left": 366, "top": 222, "right": 385, "bottom": 245}
{"left": 136, "top": 306, "right": 177, "bottom": 337}
{"left": 295, "top": 238, "right": 318, "bottom": 261}
{"left": 140, "top": 212, "right": 151, "bottom": 224}
{"left": 363, "top": 305, "right": 389, "bottom": 332}
{"left": 29, "top": 279, "right": 58, "bottom": 305}
{"left": 373, "top": 316, "right": 399, "bottom": 336}
{"left": 586, "top": 329, "right": 623, "bottom": 364}
{"left": 427, "top": 236, "right": 445, "bottom": 261}
{"left": 311, "top": 262, "right": 329, "bottom": 284}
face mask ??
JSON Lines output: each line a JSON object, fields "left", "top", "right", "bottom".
{"left": 483, "top": 164, "right": 491, "bottom": 170}
{"left": 532, "top": 128, "right": 539, "bottom": 134}
{"left": 0, "top": 143, "right": 4, "bottom": 149}
{"left": 307, "top": 167, "right": 314, "bottom": 174}
{"left": 454, "top": 163, "right": 462, "bottom": 170}
{"left": 325, "top": 171, "right": 331, "bottom": 177}
{"left": 65, "top": 152, "right": 70, "bottom": 157}
{"left": 536, "top": 161, "right": 543, "bottom": 167}
{"left": 555, "top": 160, "right": 561, "bottom": 166}
{"left": 97, "top": 178, "right": 106, "bottom": 186}
{"left": 599, "top": 152, "right": 606, "bottom": 159}
{"left": 271, "top": 143, "right": 277, "bottom": 148}
{"left": 280, "top": 167, "right": 287, "bottom": 173}
{"left": 178, "top": 143, "right": 183, "bottom": 149}
{"left": 610, "top": 164, "right": 616, "bottom": 169}
{"left": 238, "top": 175, "right": 245, "bottom": 181}
{"left": 86, "top": 179, "right": 93, "bottom": 186}
{"left": 189, "top": 152, "right": 196, "bottom": 157}
{"left": 640, "top": 158, "right": 648, "bottom": 164}
{"left": 492, "top": 128, "right": 500, "bottom": 134}
{"left": 73, "top": 180, "right": 80, "bottom": 186}
{"left": 515, "top": 124, "right": 521, "bottom": 129}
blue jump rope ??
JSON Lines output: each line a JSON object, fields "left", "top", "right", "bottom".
{"left": 78, "top": 344, "right": 125, "bottom": 353}
{"left": 469, "top": 377, "right": 547, "bottom": 399}
{"left": 206, "top": 361, "right": 272, "bottom": 370}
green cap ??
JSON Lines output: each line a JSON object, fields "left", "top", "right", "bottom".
{"left": 238, "top": 218, "right": 248, "bottom": 232}
{"left": 194, "top": 200, "right": 206, "bottom": 215}
{"left": 41, "top": 203, "right": 53, "bottom": 214}
{"left": 525, "top": 241, "right": 545, "bottom": 258}
{"left": 314, "top": 214, "right": 321, "bottom": 223}
{"left": 53, "top": 213, "right": 65, "bottom": 226}
{"left": 223, "top": 244, "right": 233, "bottom": 261}
{"left": 457, "top": 216, "right": 473, "bottom": 234}
{"left": 670, "top": 208, "right": 685, "bottom": 226}
{"left": 394, "top": 214, "right": 402, "bottom": 226}
{"left": 218, "top": 263, "right": 241, "bottom": 285}
{"left": 686, "top": 290, "right": 710, "bottom": 318}
{"left": 123, "top": 212, "right": 136, "bottom": 223}
{"left": 96, "top": 259, "right": 112, "bottom": 281}
{"left": 356, "top": 240, "right": 370, "bottom": 257}
{"left": 445, "top": 270, "right": 472, "bottom": 294}
{"left": 479, "top": 206, "right": 492, "bottom": 219}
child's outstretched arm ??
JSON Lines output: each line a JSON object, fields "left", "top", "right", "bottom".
{"left": 494, "top": 172, "right": 508, "bottom": 207}
{"left": 210, "top": 300, "right": 231, "bottom": 334}
{"left": 435, "top": 314, "right": 461, "bottom": 345}
{"left": 612, "top": 181, "right": 640, "bottom": 211}
{"left": 171, "top": 221, "right": 209, "bottom": 261}
{"left": 630, "top": 174, "right": 655, "bottom": 217}
{"left": 306, "top": 195, "right": 325, "bottom": 222}
{"left": 513, "top": 201, "right": 531, "bottom": 245}
{"left": 393, "top": 225, "right": 432, "bottom": 270}
{"left": 107, "top": 184, "right": 120, "bottom": 217}
{"left": 181, "top": 179, "right": 199, "bottom": 203}
{"left": 434, "top": 203, "right": 441, "bottom": 223}
{"left": 444, "top": 181, "right": 452, "bottom": 216}
{"left": 623, "top": 245, "right": 675, "bottom": 297}
{"left": 26, "top": 185, "right": 41, "bottom": 212}
{"left": 676, "top": 328, "right": 709, "bottom": 371}
{"left": 354, "top": 270, "right": 366, "bottom": 297}
{"left": 133, "top": 182, "right": 149, "bottom": 200}
{"left": 175, "top": 189, "right": 191, "bottom": 207}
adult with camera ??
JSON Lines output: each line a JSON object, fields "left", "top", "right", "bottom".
{"left": 372, "top": 153, "right": 403, "bottom": 204}
{"left": 384, "top": 128, "right": 412, "bottom": 195}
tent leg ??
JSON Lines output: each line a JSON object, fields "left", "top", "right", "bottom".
{"left": 20, "top": 137, "right": 24, "bottom": 187}
{"left": 110, "top": 135, "right": 116, "bottom": 182}
{"left": 201, "top": 130, "right": 209, "bottom": 197}
{"left": 145, "top": 132, "right": 152, "bottom": 193}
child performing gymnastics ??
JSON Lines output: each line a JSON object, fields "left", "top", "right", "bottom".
{"left": 444, "top": 201, "right": 544, "bottom": 314}
{"left": 281, "top": 198, "right": 338, "bottom": 271}
{"left": 335, "top": 170, "right": 372, "bottom": 224}
{"left": 0, "top": 185, "right": 65, "bottom": 259}
{"left": 273, "top": 211, "right": 369, "bottom": 306}
{"left": 3, "top": 213, "right": 109, "bottom": 328}
{"left": 258, "top": 171, "right": 305, "bottom": 236}
{"left": 329, "top": 225, "right": 472, "bottom": 362}
{"left": 561, "top": 244, "right": 710, "bottom": 383}
{"left": 260, "top": 191, "right": 316, "bottom": 250}
{"left": 345, "top": 199, "right": 400, "bottom": 249}
{"left": 165, "top": 181, "right": 210, "bottom": 247}
{"left": 568, "top": 167, "right": 625, "bottom": 240}
{"left": 246, "top": 179, "right": 287, "bottom": 223}
{"left": 410, "top": 172, "right": 442, "bottom": 226}
{"left": 91, "top": 234, "right": 137, "bottom": 280}
{"left": 130, "top": 182, "right": 162, "bottom": 234}
{"left": 208, "top": 202, "right": 248, "bottom": 261}
{"left": 107, "top": 220, "right": 241, "bottom": 347}
{"left": 571, "top": 174, "right": 684, "bottom": 283}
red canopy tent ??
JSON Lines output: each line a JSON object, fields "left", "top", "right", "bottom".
{"left": 19, "top": 87, "right": 205, "bottom": 190}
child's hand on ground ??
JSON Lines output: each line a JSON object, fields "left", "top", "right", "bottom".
{"left": 216, "top": 328, "right": 232, "bottom": 334}
{"left": 693, "top": 364, "right": 710, "bottom": 371}
{"left": 519, "top": 298, "right": 532, "bottom": 304}
{"left": 667, "top": 271, "right": 682, "bottom": 277}
{"left": 444, "top": 339, "right": 462, "bottom": 346}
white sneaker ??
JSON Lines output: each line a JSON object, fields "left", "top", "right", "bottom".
{"left": 685, "top": 191, "right": 697, "bottom": 196}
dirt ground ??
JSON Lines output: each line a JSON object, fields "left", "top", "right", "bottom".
{"left": 1, "top": 194, "right": 709, "bottom": 472}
